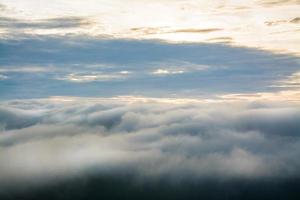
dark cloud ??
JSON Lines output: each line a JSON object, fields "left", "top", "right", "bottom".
{"left": 130, "top": 27, "right": 164, "bottom": 35}
{"left": 265, "top": 20, "right": 287, "bottom": 26}
{"left": 173, "top": 28, "right": 223, "bottom": 33}
{"left": 206, "top": 37, "right": 233, "bottom": 43}
{"left": 290, "top": 17, "right": 300, "bottom": 23}
{"left": 130, "top": 27, "right": 223, "bottom": 35}
{"left": 260, "top": 0, "right": 300, "bottom": 6}
{"left": 0, "top": 16, "right": 92, "bottom": 30}
{"left": 0, "top": 106, "right": 42, "bottom": 130}
{"left": 265, "top": 17, "right": 300, "bottom": 26}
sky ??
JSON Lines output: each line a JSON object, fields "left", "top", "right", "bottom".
{"left": 0, "top": 0, "right": 299, "bottom": 100}
{"left": 0, "top": 1, "right": 300, "bottom": 199}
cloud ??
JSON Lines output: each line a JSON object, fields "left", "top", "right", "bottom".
{"left": 206, "top": 36, "right": 233, "bottom": 43}
{"left": 150, "top": 61, "right": 209, "bottom": 76}
{"left": 130, "top": 27, "right": 165, "bottom": 35}
{"left": 173, "top": 28, "right": 223, "bottom": 33}
{"left": 260, "top": 0, "right": 300, "bottom": 6}
{"left": 271, "top": 71, "right": 300, "bottom": 88}
{"left": 0, "top": 67, "right": 54, "bottom": 73}
{"left": 1, "top": 0, "right": 300, "bottom": 55}
{"left": 290, "top": 17, "right": 300, "bottom": 23}
{"left": 0, "top": 16, "right": 92, "bottom": 30}
{"left": 150, "top": 62, "right": 208, "bottom": 75}
{"left": 0, "top": 74, "right": 8, "bottom": 80}
{"left": 219, "top": 90, "right": 300, "bottom": 103}
{"left": 129, "top": 27, "right": 223, "bottom": 36}
{"left": 0, "top": 3, "right": 6, "bottom": 11}
{"left": 264, "top": 20, "right": 288, "bottom": 26}
{"left": 264, "top": 17, "right": 300, "bottom": 26}
{"left": 0, "top": 98, "right": 300, "bottom": 191}
{"left": 57, "top": 72, "right": 130, "bottom": 83}
{"left": 152, "top": 69, "right": 185, "bottom": 75}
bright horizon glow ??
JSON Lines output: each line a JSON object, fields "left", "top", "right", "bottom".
{"left": 0, "top": 0, "right": 300, "bottom": 55}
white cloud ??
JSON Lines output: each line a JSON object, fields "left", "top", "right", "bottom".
{"left": 57, "top": 71, "right": 130, "bottom": 82}
{"left": 119, "top": 70, "right": 131, "bottom": 74}
{"left": 1, "top": 0, "right": 300, "bottom": 55}
{"left": 271, "top": 71, "right": 300, "bottom": 88}
{"left": 0, "top": 98, "right": 300, "bottom": 186}
{"left": 151, "top": 62, "right": 208, "bottom": 76}
{"left": 0, "top": 74, "right": 8, "bottom": 80}
{"left": 152, "top": 69, "right": 185, "bottom": 75}
{"left": 0, "top": 67, "right": 54, "bottom": 73}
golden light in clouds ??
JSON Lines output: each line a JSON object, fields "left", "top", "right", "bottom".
{"left": 1, "top": 0, "right": 299, "bottom": 55}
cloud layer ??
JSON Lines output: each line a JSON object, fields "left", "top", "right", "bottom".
{"left": 1, "top": 98, "right": 300, "bottom": 189}
{"left": 1, "top": 0, "right": 300, "bottom": 55}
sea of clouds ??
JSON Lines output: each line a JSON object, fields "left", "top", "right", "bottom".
{"left": 1, "top": 98, "right": 300, "bottom": 190}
